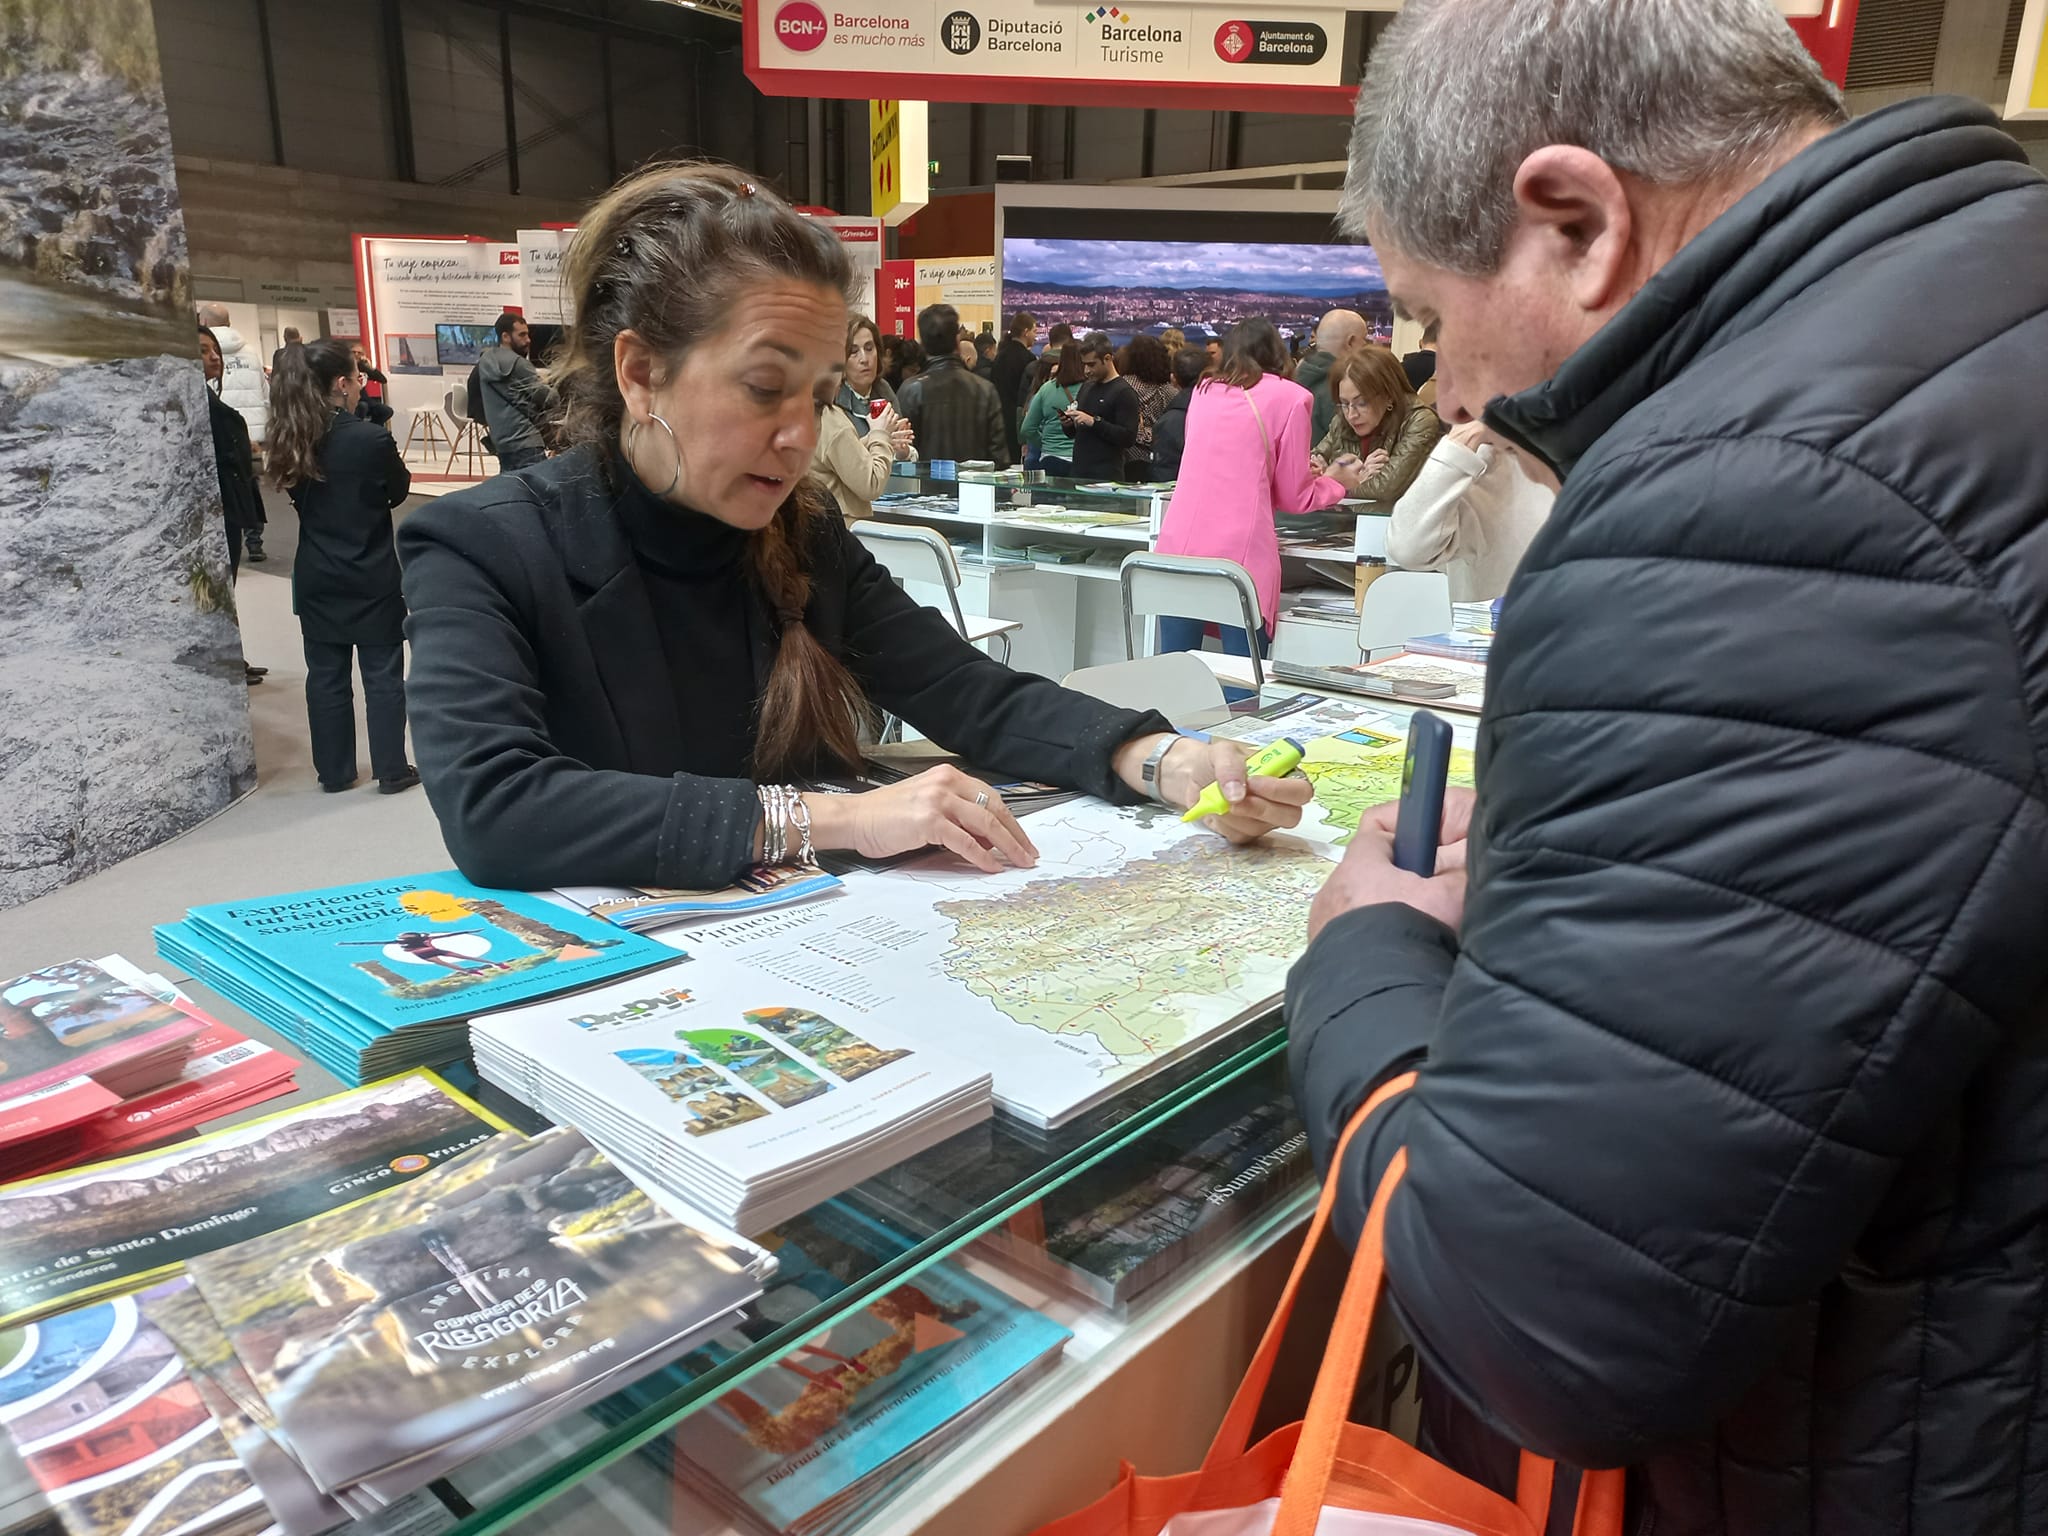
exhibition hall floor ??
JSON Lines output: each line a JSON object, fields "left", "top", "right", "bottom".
{"left": 0, "top": 482, "right": 449, "bottom": 1099}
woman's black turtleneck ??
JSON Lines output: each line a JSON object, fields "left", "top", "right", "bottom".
{"left": 613, "top": 472, "right": 761, "bottom": 780}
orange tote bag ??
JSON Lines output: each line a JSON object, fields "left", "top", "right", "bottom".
{"left": 1029, "top": 1074, "right": 1627, "bottom": 1536}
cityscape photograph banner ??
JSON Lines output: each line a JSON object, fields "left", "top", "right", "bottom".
{"left": 748, "top": 0, "right": 1365, "bottom": 113}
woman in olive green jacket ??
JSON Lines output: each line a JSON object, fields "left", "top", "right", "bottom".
{"left": 1307, "top": 345, "right": 1442, "bottom": 503}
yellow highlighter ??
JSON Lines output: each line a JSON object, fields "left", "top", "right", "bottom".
{"left": 1181, "top": 737, "right": 1306, "bottom": 822}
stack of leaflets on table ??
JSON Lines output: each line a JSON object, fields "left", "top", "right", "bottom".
{"left": 470, "top": 956, "right": 992, "bottom": 1233}
{"left": 3, "top": 958, "right": 297, "bottom": 1182}
{"left": 0, "top": 1071, "right": 509, "bottom": 1330}
{"left": 1271, "top": 652, "right": 1488, "bottom": 714}
{"left": 978, "top": 1060, "right": 1312, "bottom": 1311}
{"left": 1402, "top": 630, "right": 1494, "bottom": 663}
{"left": 551, "top": 863, "right": 843, "bottom": 933}
{"left": 0, "top": 958, "right": 213, "bottom": 1179}
{"left": 0, "top": 1290, "right": 461, "bottom": 1536}
{"left": 154, "top": 871, "right": 677, "bottom": 1084}
{"left": 153, "top": 1127, "right": 772, "bottom": 1528}
{"left": 669, "top": 1260, "right": 1068, "bottom": 1536}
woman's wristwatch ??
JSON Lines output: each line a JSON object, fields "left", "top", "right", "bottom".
{"left": 1140, "top": 736, "right": 1180, "bottom": 805}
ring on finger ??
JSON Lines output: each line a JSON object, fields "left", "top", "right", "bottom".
{"left": 973, "top": 790, "right": 990, "bottom": 809}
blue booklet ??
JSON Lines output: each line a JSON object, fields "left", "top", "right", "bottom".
{"left": 156, "top": 872, "right": 675, "bottom": 1083}
{"left": 670, "top": 1248, "right": 1069, "bottom": 1536}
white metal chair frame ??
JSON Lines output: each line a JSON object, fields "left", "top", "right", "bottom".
{"left": 852, "top": 522, "right": 1016, "bottom": 665}
{"left": 1118, "top": 552, "right": 1267, "bottom": 687}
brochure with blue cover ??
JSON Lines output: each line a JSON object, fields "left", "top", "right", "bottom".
{"left": 668, "top": 1210, "right": 1069, "bottom": 1536}
{"left": 156, "top": 872, "right": 675, "bottom": 1083}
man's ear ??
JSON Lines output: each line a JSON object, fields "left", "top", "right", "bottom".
{"left": 1511, "top": 145, "right": 1634, "bottom": 315}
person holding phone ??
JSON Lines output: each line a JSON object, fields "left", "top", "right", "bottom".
{"left": 1020, "top": 343, "right": 1086, "bottom": 476}
{"left": 836, "top": 315, "right": 897, "bottom": 437}
{"left": 1062, "top": 332, "right": 1140, "bottom": 481}
{"left": 810, "top": 358, "right": 915, "bottom": 523}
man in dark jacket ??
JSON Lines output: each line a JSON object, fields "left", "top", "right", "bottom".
{"left": 1150, "top": 346, "right": 1203, "bottom": 483}
{"left": 478, "top": 312, "right": 558, "bottom": 472}
{"left": 991, "top": 311, "right": 1038, "bottom": 463}
{"left": 1287, "top": 2, "right": 2048, "bottom": 1533}
{"left": 896, "top": 303, "right": 1008, "bottom": 467}
{"left": 1066, "top": 332, "right": 1139, "bottom": 481}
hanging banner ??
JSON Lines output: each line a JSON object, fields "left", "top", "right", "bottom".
{"left": 752, "top": 0, "right": 1364, "bottom": 114}
{"left": 352, "top": 234, "right": 523, "bottom": 419}
{"left": 2007, "top": 0, "right": 2048, "bottom": 119}
{"left": 813, "top": 214, "right": 886, "bottom": 283}
{"left": 915, "top": 256, "right": 997, "bottom": 336}
{"left": 517, "top": 227, "right": 576, "bottom": 325}
{"left": 870, "top": 100, "right": 929, "bottom": 225}
{"left": 871, "top": 99, "right": 903, "bottom": 220}
{"left": 753, "top": 0, "right": 1857, "bottom": 113}
{"left": 876, "top": 257, "right": 916, "bottom": 335}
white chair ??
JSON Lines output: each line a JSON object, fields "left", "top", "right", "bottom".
{"left": 400, "top": 404, "right": 452, "bottom": 462}
{"left": 443, "top": 385, "right": 488, "bottom": 479}
{"left": 1062, "top": 653, "right": 1227, "bottom": 727}
{"left": 1119, "top": 552, "right": 1267, "bottom": 689}
{"left": 852, "top": 523, "right": 1021, "bottom": 665}
{"left": 1357, "top": 570, "right": 1453, "bottom": 655}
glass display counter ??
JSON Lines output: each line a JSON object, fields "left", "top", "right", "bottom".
{"left": 428, "top": 1027, "right": 1296, "bottom": 1536}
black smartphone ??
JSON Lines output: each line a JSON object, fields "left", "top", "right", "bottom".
{"left": 1392, "top": 710, "right": 1454, "bottom": 876}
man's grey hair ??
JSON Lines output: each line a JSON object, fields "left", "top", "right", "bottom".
{"left": 1343, "top": 0, "right": 1847, "bottom": 275}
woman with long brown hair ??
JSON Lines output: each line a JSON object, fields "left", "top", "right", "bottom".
{"left": 397, "top": 165, "right": 1305, "bottom": 891}
{"left": 267, "top": 337, "right": 416, "bottom": 794}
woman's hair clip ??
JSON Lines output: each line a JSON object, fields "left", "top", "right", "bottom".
{"left": 615, "top": 234, "right": 633, "bottom": 256}
{"left": 740, "top": 182, "right": 757, "bottom": 198}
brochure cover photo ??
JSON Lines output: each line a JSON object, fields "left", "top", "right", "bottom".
{"left": 0, "top": 1072, "right": 507, "bottom": 1326}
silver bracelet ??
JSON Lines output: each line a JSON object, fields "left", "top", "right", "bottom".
{"left": 757, "top": 784, "right": 815, "bottom": 866}
{"left": 787, "top": 792, "right": 815, "bottom": 865}
{"left": 756, "top": 784, "right": 784, "bottom": 864}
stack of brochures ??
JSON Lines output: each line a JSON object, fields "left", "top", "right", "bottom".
{"left": 0, "top": 955, "right": 296, "bottom": 1181}
{"left": 978, "top": 1062, "right": 1312, "bottom": 1310}
{"left": 471, "top": 955, "right": 993, "bottom": 1233}
{"left": 1271, "top": 652, "right": 1487, "bottom": 714}
{"left": 2, "top": 957, "right": 298, "bottom": 1182}
{"left": 1, "top": 1128, "right": 772, "bottom": 1536}
{"left": 155, "top": 870, "right": 677, "bottom": 1084}
{"left": 0, "top": 1071, "right": 508, "bottom": 1329}
{"left": 671, "top": 1260, "right": 1069, "bottom": 1536}
{"left": 550, "top": 863, "right": 843, "bottom": 933}
{"left": 1403, "top": 630, "right": 1494, "bottom": 662}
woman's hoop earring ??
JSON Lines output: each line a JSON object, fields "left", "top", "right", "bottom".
{"left": 628, "top": 411, "right": 683, "bottom": 498}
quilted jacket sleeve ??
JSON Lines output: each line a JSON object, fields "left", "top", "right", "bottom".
{"left": 1287, "top": 433, "right": 2044, "bottom": 1469}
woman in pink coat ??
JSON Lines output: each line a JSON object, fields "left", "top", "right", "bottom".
{"left": 1154, "top": 320, "right": 1365, "bottom": 655}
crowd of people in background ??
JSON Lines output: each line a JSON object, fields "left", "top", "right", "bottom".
{"left": 193, "top": 266, "right": 1555, "bottom": 795}
{"left": 802, "top": 295, "right": 1557, "bottom": 665}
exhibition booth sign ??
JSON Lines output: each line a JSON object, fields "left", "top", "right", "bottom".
{"left": 746, "top": 0, "right": 1368, "bottom": 113}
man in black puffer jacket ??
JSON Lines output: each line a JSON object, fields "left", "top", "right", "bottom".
{"left": 1287, "top": 2, "right": 2048, "bottom": 1533}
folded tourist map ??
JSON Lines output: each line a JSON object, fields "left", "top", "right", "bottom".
{"left": 670, "top": 798, "right": 1345, "bottom": 1128}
